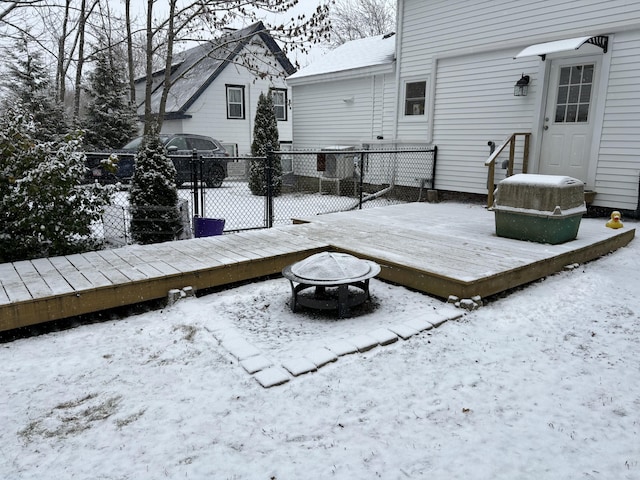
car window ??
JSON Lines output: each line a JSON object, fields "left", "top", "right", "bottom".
{"left": 165, "top": 137, "right": 189, "bottom": 150}
{"left": 189, "top": 138, "right": 219, "bottom": 151}
{"left": 122, "top": 137, "right": 143, "bottom": 150}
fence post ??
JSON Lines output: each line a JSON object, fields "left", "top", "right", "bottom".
{"left": 266, "top": 144, "right": 274, "bottom": 228}
{"left": 190, "top": 148, "right": 200, "bottom": 217}
{"left": 359, "top": 151, "right": 365, "bottom": 209}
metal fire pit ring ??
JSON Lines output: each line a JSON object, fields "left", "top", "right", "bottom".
{"left": 282, "top": 252, "right": 381, "bottom": 318}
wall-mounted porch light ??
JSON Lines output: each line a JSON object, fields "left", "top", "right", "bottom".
{"left": 514, "top": 74, "right": 530, "bottom": 96}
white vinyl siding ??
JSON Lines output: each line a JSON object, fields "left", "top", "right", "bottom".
{"left": 595, "top": 30, "right": 640, "bottom": 210}
{"left": 291, "top": 73, "right": 396, "bottom": 149}
{"left": 432, "top": 52, "right": 539, "bottom": 194}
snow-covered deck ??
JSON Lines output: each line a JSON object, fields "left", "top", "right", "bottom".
{"left": 0, "top": 202, "right": 635, "bottom": 332}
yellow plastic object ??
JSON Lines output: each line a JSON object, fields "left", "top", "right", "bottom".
{"left": 606, "top": 211, "right": 624, "bottom": 229}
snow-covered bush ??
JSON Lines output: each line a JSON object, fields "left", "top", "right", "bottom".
{"left": 129, "top": 132, "right": 181, "bottom": 244}
{"left": 0, "top": 105, "right": 114, "bottom": 262}
{"left": 249, "top": 92, "right": 282, "bottom": 196}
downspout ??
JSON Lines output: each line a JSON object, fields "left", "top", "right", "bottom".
{"left": 392, "top": 0, "right": 405, "bottom": 145}
{"left": 247, "top": 83, "right": 252, "bottom": 154}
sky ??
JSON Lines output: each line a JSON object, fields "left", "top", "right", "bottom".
{"left": 1, "top": 201, "right": 639, "bottom": 479}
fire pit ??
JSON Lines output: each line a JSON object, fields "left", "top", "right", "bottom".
{"left": 282, "top": 252, "right": 381, "bottom": 318}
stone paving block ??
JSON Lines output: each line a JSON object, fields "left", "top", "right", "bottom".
{"left": 403, "top": 317, "right": 435, "bottom": 333}
{"left": 241, "top": 355, "right": 273, "bottom": 374}
{"left": 282, "top": 358, "right": 318, "bottom": 376}
{"left": 305, "top": 348, "right": 338, "bottom": 368}
{"left": 387, "top": 323, "right": 420, "bottom": 340}
{"left": 254, "top": 367, "right": 290, "bottom": 388}
{"left": 325, "top": 339, "right": 359, "bottom": 356}
{"left": 369, "top": 327, "right": 399, "bottom": 346}
{"left": 222, "top": 337, "right": 262, "bottom": 361}
{"left": 430, "top": 313, "right": 462, "bottom": 328}
{"left": 350, "top": 334, "right": 379, "bottom": 352}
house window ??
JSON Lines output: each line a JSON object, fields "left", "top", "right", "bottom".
{"left": 226, "top": 85, "right": 245, "bottom": 119}
{"left": 271, "top": 89, "right": 287, "bottom": 121}
{"left": 404, "top": 81, "right": 426, "bottom": 116}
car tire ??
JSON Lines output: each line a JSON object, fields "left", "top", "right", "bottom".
{"left": 205, "top": 165, "right": 225, "bottom": 188}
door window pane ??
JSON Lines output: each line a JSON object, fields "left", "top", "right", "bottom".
{"left": 554, "top": 64, "right": 594, "bottom": 123}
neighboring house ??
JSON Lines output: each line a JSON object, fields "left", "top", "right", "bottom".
{"left": 291, "top": 1, "right": 640, "bottom": 212}
{"left": 136, "top": 22, "right": 295, "bottom": 156}
{"left": 286, "top": 33, "right": 397, "bottom": 149}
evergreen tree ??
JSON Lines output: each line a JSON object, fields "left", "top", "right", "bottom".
{"left": 129, "top": 131, "right": 181, "bottom": 244}
{"left": 83, "top": 45, "right": 139, "bottom": 150}
{"left": 2, "top": 35, "right": 67, "bottom": 142}
{"left": 249, "top": 91, "right": 282, "bottom": 196}
{"left": 0, "top": 104, "right": 113, "bottom": 262}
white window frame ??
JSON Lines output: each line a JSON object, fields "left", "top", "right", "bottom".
{"left": 271, "top": 88, "right": 288, "bottom": 121}
{"left": 403, "top": 79, "right": 428, "bottom": 118}
{"left": 226, "top": 85, "right": 245, "bottom": 119}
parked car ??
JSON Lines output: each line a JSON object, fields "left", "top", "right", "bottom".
{"left": 86, "top": 133, "right": 230, "bottom": 188}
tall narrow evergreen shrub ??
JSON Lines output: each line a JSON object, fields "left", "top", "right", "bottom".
{"left": 129, "top": 132, "right": 181, "bottom": 244}
{"left": 249, "top": 92, "right": 282, "bottom": 196}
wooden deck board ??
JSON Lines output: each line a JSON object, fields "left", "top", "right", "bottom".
{"left": 0, "top": 263, "right": 32, "bottom": 303}
{"left": 30, "top": 258, "right": 75, "bottom": 295}
{"left": 48, "top": 256, "right": 94, "bottom": 291}
{"left": 65, "top": 253, "right": 114, "bottom": 288}
{"left": 0, "top": 202, "right": 634, "bottom": 332}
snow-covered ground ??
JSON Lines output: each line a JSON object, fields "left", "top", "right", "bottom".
{"left": 1, "top": 208, "right": 639, "bottom": 479}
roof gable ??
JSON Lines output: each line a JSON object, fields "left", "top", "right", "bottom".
{"left": 139, "top": 22, "right": 296, "bottom": 116}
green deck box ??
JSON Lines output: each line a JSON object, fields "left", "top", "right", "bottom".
{"left": 493, "top": 174, "right": 586, "bottom": 244}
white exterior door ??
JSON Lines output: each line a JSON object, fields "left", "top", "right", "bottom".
{"left": 539, "top": 57, "right": 600, "bottom": 183}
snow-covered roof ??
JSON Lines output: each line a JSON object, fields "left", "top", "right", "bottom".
{"left": 287, "top": 32, "right": 396, "bottom": 82}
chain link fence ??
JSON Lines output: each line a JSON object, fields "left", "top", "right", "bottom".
{"left": 96, "top": 147, "right": 437, "bottom": 247}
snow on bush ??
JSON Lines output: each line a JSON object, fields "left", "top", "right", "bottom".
{"left": 0, "top": 105, "right": 114, "bottom": 262}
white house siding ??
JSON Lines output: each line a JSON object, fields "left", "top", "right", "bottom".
{"left": 432, "top": 52, "right": 540, "bottom": 194}
{"left": 290, "top": 73, "right": 395, "bottom": 149}
{"left": 162, "top": 38, "right": 292, "bottom": 156}
{"left": 399, "top": 0, "right": 640, "bottom": 208}
{"left": 595, "top": 30, "right": 640, "bottom": 210}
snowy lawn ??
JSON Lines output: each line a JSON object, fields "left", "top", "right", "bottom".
{"left": 1, "top": 215, "right": 639, "bottom": 479}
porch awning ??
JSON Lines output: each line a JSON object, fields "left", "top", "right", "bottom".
{"left": 515, "top": 35, "right": 608, "bottom": 60}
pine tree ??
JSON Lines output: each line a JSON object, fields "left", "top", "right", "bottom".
{"left": 129, "top": 131, "right": 181, "bottom": 244}
{"left": 0, "top": 105, "right": 113, "bottom": 262}
{"left": 2, "top": 35, "right": 67, "bottom": 142}
{"left": 249, "top": 92, "right": 282, "bottom": 196}
{"left": 83, "top": 45, "right": 139, "bottom": 150}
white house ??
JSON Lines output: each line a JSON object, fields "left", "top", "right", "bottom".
{"left": 291, "top": 1, "right": 640, "bottom": 213}
{"left": 136, "top": 22, "right": 295, "bottom": 156}
{"left": 286, "top": 33, "right": 397, "bottom": 149}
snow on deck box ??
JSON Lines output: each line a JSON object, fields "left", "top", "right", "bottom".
{"left": 493, "top": 174, "right": 586, "bottom": 244}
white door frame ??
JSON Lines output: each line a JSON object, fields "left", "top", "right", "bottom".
{"left": 530, "top": 40, "right": 611, "bottom": 189}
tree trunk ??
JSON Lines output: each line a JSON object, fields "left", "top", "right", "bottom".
{"left": 156, "top": 0, "right": 177, "bottom": 133}
{"left": 143, "top": 0, "right": 155, "bottom": 135}
{"left": 125, "top": 0, "right": 136, "bottom": 105}
{"left": 57, "top": 0, "right": 71, "bottom": 104}
{"left": 72, "top": 0, "right": 87, "bottom": 124}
